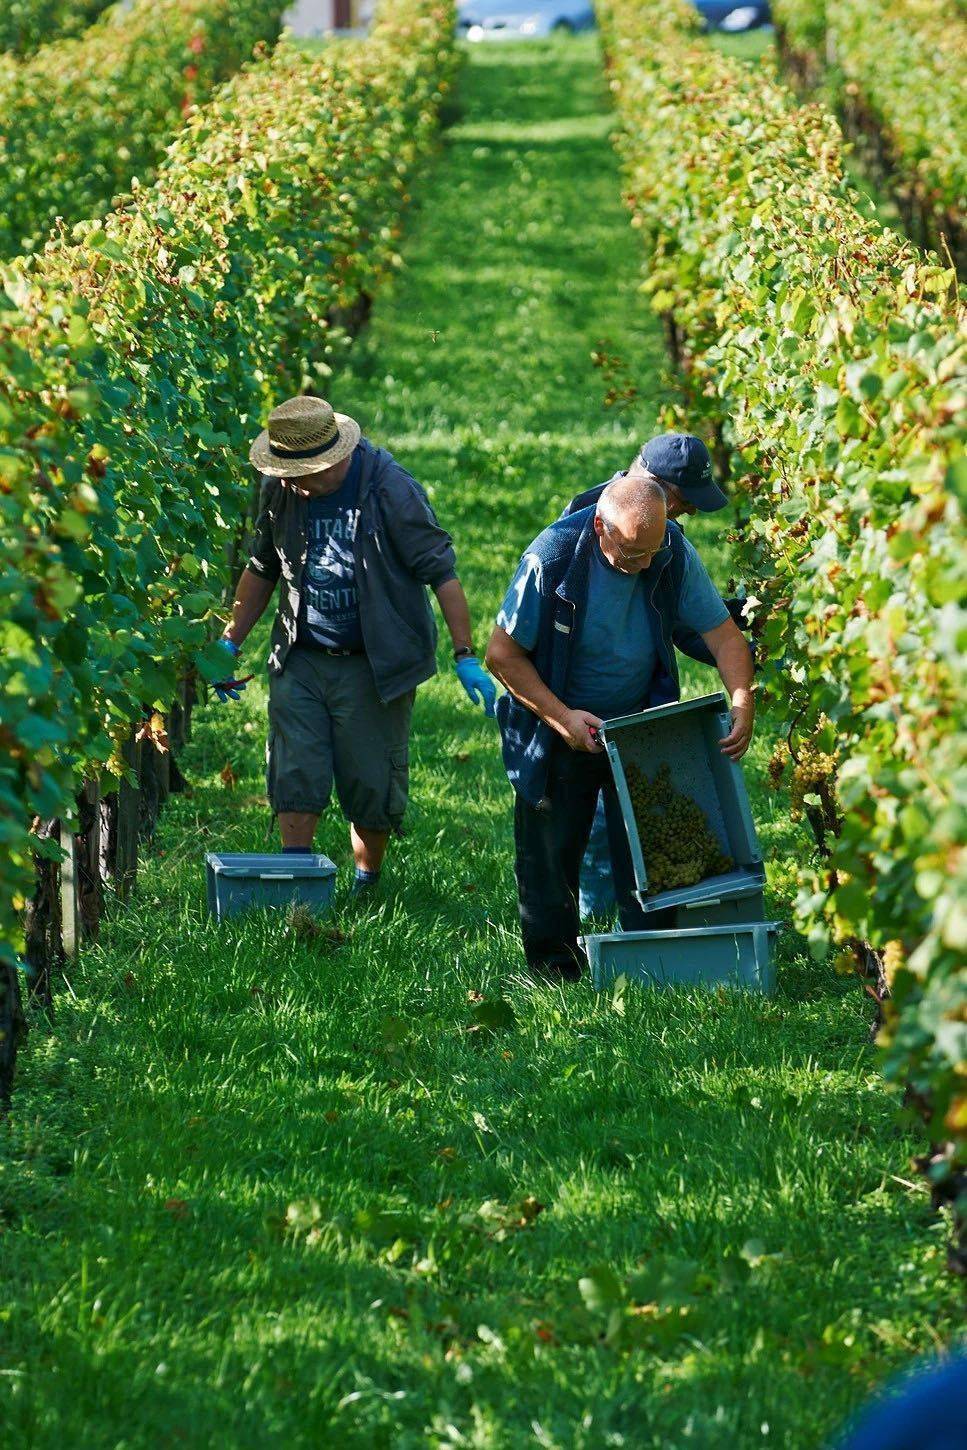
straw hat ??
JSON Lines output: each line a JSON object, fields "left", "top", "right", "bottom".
{"left": 249, "top": 396, "right": 361, "bottom": 477}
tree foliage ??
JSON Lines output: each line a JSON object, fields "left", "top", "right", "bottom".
{"left": 0, "top": 0, "right": 457, "bottom": 966}
{"left": 772, "top": 0, "right": 966, "bottom": 264}
{"left": 0, "top": 0, "right": 288, "bottom": 258}
{"left": 599, "top": 0, "right": 966, "bottom": 1197}
{"left": 0, "top": 0, "right": 114, "bottom": 57}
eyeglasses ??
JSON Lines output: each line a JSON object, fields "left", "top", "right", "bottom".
{"left": 602, "top": 518, "right": 663, "bottom": 566}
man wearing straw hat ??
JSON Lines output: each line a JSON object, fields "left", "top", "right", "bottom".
{"left": 213, "top": 395, "right": 496, "bottom": 893}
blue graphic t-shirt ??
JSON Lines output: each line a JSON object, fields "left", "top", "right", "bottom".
{"left": 296, "top": 447, "right": 364, "bottom": 652}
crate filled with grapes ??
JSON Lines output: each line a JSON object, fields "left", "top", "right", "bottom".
{"left": 600, "top": 692, "right": 766, "bottom": 924}
{"left": 624, "top": 761, "right": 734, "bottom": 892}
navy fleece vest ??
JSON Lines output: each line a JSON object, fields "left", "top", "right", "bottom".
{"left": 496, "top": 506, "right": 687, "bottom": 807}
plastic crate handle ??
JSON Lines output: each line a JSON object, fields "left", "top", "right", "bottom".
{"left": 259, "top": 872, "right": 295, "bottom": 880}
{"left": 684, "top": 896, "right": 721, "bottom": 908}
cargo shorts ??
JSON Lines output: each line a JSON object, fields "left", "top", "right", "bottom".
{"left": 266, "top": 647, "right": 415, "bottom": 832}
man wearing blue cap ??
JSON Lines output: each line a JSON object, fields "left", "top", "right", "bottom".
{"left": 566, "top": 431, "right": 730, "bottom": 521}
{"left": 566, "top": 433, "right": 746, "bottom": 920}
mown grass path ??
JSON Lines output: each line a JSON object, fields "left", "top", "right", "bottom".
{"left": 2, "top": 37, "right": 959, "bottom": 1448}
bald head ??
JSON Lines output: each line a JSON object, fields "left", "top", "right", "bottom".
{"left": 598, "top": 475, "right": 666, "bottom": 530}
{"left": 594, "top": 476, "right": 668, "bottom": 574}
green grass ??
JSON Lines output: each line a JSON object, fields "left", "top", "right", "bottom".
{"left": 707, "top": 25, "right": 775, "bottom": 63}
{"left": 1, "top": 36, "right": 959, "bottom": 1448}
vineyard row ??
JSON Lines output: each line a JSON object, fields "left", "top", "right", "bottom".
{"left": 0, "top": 0, "right": 458, "bottom": 1040}
{"left": 0, "top": 0, "right": 113, "bottom": 57}
{"left": 0, "top": 0, "right": 289, "bottom": 259}
{"left": 600, "top": 0, "right": 966, "bottom": 1263}
{"left": 772, "top": 0, "right": 966, "bottom": 268}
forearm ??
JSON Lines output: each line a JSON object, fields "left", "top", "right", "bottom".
{"left": 714, "top": 633, "right": 754, "bottom": 707}
{"left": 223, "top": 567, "right": 276, "bottom": 649}
{"left": 434, "top": 577, "right": 474, "bottom": 655}
{"left": 486, "top": 641, "right": 569, "bottom": 736}
{"left": 708, "top": 629, "right": 755, "bottom": 759}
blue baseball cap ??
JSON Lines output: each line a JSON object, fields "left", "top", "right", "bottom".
{"left": 640, "top": 433, "right": 728, "bottom": 512}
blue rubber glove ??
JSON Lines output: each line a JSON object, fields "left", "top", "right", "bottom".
{"left": 455, "top": 654, "right": 497, "bottom": 717}
{"left": 213, "top": 638, "right": 248, "bottom": 703}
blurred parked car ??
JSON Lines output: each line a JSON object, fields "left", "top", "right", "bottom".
{"left": 457, "top": 0, "right": 595, "bottom": 40}
{"left": 692, "top": 0, "right": 771, "bottom": 30}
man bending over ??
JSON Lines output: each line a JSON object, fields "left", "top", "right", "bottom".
{"left": 486, "top": 476, "right": 753, "bottom": 982}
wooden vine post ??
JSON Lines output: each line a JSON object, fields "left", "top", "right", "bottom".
{"left": 138, "top": 715, "right": 169, "bottom": 844}
{"left": 0, "top": 962, "right": 25, "bottom": 1106}
{"left": 22, "top": 819, "right": 64, "bottom": 1012}
{"left": 75, "top": 779, "right": 104, "bottom": 943}
{"left": 18, "top": 687, "right": 197, "bottom": 1024}
{"left": 113, "top": 727, "right": 142, "bottom": 904}
{"left": 59, "top": 820, "right": 79, "bottom": 961}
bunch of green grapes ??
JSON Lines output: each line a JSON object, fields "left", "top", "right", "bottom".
{"left": 789, "top": 740, "right": 837, "bottom": 822}
{"left": 625, "top": 762, "right": 733, "bottom": 895}
{"left": 767, "top": 740, "right": 787, "bottom": 789}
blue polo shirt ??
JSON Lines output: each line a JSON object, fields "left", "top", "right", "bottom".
{"left": 296, "top": 447, "right": 364, "bottom": 652}
{"left": 497, "top": 531, "right": 728, "bottom": 718}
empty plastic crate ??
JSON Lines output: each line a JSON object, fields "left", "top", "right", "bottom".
{"left": 601, "top": 692, "right": 765, "bottom": 915}
{"left": 583, "top": 922, "right": 779, "bottom": 993}
{"left": 205, "top": 852, "right": 337, "bottom": 923}
{"left": 671, "top": 878, "right": 766, "bottom": 929}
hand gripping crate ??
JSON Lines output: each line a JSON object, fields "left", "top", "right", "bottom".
{"left": 582, "top": 922, "right": 779, "bottom": 994}
{"left": 601, "top": 692, "right": 765, "bottom": 924}
{"left": 205, "top": 852, "right": 337, "bottom": 923}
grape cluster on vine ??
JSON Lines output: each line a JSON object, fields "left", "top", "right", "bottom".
{"left": 789, "top": 740, "right": 837, "bottom": 822}
{"left": 625, "top": 762, "right": 733, "bottom": 894}
{"left": 767, "top": 741, "right": 787, "bottom": 789}
{"left": 881, "top": 939, "right": 905, "bottom": 989}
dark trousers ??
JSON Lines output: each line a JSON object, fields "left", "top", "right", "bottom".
{"left": 514, "top": 744, "right": 652, "bottom": 977}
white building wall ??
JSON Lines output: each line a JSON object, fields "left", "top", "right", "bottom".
{"left": 284, "top": 0, "right": 377, "bottom": 34}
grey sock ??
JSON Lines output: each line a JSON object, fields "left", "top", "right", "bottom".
{"left": 352, "top": 868, "right": 380, "bottom": 894}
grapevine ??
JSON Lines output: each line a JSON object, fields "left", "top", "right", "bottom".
{"left": 0, "top": 0, "right": 458, "bottom": 970}
{"left": 0, "top": 0, "right": 288, "bottom": 258}
{"left": 598, "top": 0, "right": 967, "bottom": 1255}
{"left": 772, "top": 0, "right": 967, "bottom": 265}
{"left": 0, "top": 0, "right": 113, "bottom": 57}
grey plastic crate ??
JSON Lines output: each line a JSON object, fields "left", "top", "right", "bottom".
{"left": 671, "top": 877, "right": 765, "bottom": 929}
{"left": 205, "top": 852, "right": 337, "bottom": 923}
{"left": 583, "top": 922, "right": 779, "bottom": 994}
{"left": 601, "top": 692, "right": 764, "bottom": 914}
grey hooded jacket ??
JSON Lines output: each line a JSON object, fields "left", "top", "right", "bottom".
{"left": 246, "top": 437, "right": 457, "bottom": 702}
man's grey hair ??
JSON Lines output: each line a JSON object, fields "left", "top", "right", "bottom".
{"left": 597, "top": 474, "right": 667, "bottom": 531}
